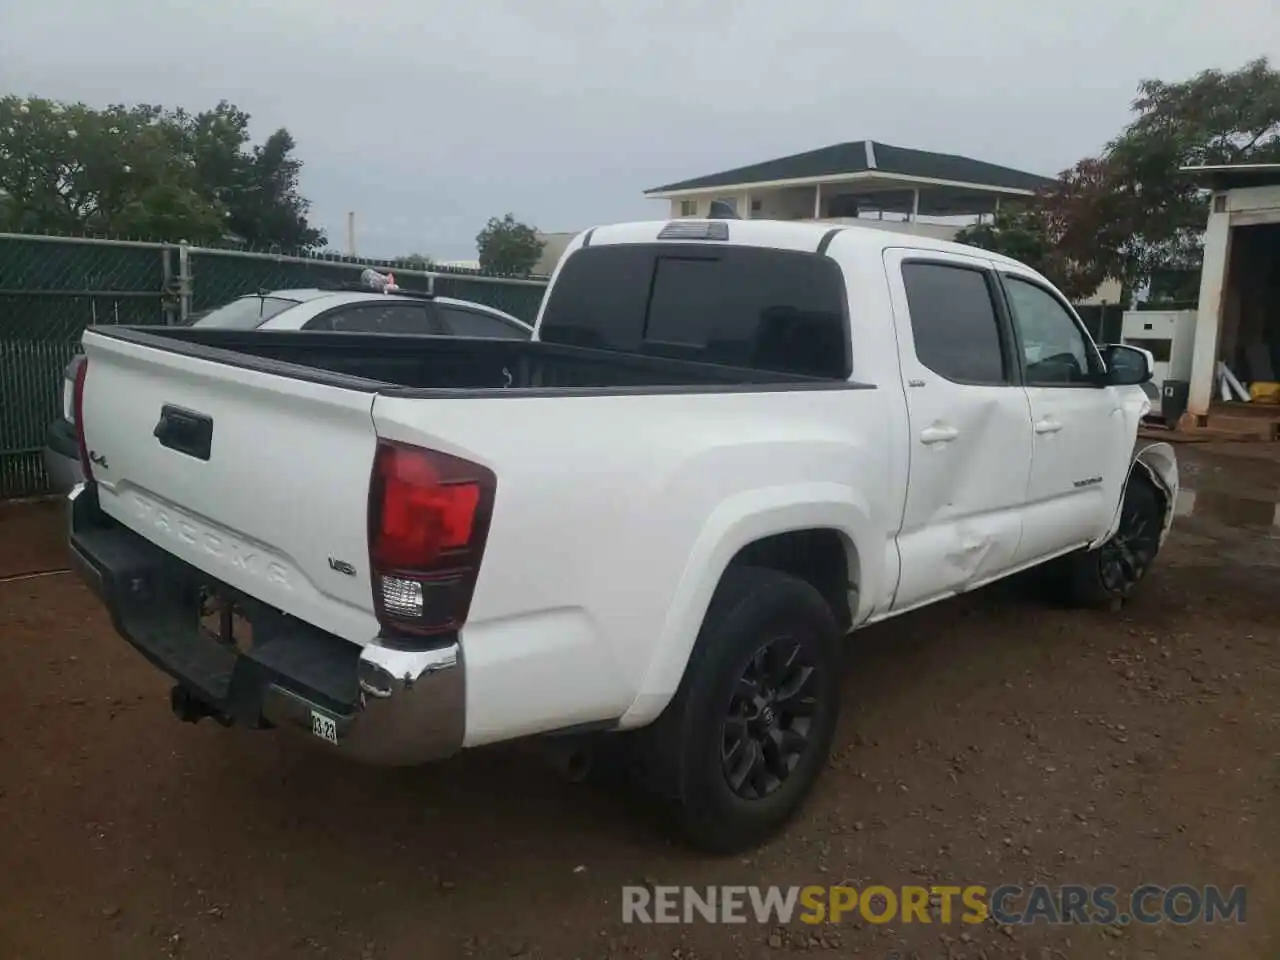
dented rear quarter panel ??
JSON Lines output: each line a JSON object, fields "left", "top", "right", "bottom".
{"left": 372, "top": 385, "right": 903, "bottom": 741}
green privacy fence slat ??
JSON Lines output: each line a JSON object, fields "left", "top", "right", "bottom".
{"left": 0, "top": 233, "right": 549, "bottom": 499}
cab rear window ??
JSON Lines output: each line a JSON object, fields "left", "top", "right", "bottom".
{"left": 538, "top": 245, "right": 850, "bottom": 379}
{"left": 192, "top": 296, "right": 300, "bottom": 330}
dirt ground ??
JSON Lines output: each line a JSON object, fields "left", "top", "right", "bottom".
{"left": 1, "top": 444, "right": 1276, "bottom": 960}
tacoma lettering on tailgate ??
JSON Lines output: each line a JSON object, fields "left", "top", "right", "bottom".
{"left": 129, "top": 492, "right": 292, "bottom": 588}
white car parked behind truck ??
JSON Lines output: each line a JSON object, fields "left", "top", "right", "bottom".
{"left": 66, "top": 217, "right": 1177, "bottom": 852}
{"left": 43, "top": 281, "right": 531, "bottom": 494}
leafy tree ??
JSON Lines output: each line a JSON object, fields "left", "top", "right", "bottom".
{"left": 960, "top": 57, "right": 1280, "bottom": 298}
{"left": 954, "top": 195, "right": 1109, "bottom": 302}
{"left": 1099, "top": 57, "right": 1280, "bottom": 282}
{"left": 954, "top": 208, "right": 1050, "bottom": 270}
{"left": 0, "top": 97, "right": 224, "bottom": 240}
{"left": 170, "top": 101, "right": 325, "bottom": 250}
{"left": 476, "top": 214, "right": 544, "bottom": 275}
{"left": 0, "top": 96, "right": 325, "bottom": 249}
{"left": 394, "top": 252, "right": 434, "bottom": 270}
{"left": 967, "top": 57, "right": 1280, "bottom": 296}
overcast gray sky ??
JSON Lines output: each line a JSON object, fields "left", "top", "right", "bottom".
{"left": 2, "top": 0, "right": 1277, "bottom": 259}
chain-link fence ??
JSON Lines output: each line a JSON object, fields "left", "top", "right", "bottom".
{"left": 0, "top": 232, "right": 549, "bottom": 499}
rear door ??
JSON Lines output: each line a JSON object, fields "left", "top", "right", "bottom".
{"left": 999, "top": 272, "right": 1126, "bottom": 563}
{"left": 78, "top": 330, "right": 383, "bottom": 644}
{"left": 883, "top": 248, "right": 1035, "bottom": 611}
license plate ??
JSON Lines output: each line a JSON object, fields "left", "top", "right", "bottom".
{"left": 311, "top": 710, "right": 339, "bottom": 745}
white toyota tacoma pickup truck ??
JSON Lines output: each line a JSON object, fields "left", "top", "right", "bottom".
{"left": 67, "top": 218, "right": 1177, "bottom": 852}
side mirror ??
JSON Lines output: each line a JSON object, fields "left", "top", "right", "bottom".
{"left": 1100, "top": 343, "right": 1153, "bottom": 386}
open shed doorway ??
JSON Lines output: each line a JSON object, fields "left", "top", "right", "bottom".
{"left": 1220, "top": 222, "right": 1280, "bottom": 385}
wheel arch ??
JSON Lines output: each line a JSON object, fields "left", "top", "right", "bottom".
{"left": 1091, "top": 441, "right": 1180, "bottom": 550}
{"left": 617, "top": 484, "right": 873, "bottom": 729}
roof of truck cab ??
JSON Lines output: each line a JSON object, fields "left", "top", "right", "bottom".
{"left": 580, "top": 219, "right": 1028, "bottom": 270}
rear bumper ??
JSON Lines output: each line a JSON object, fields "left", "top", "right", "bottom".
{"left": 67, "top": 483, "right": 465, "bottom": 766}
{"left": 44, "top": 419, "right": 84, "bottom": 494}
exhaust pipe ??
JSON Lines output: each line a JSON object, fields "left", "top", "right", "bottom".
{"left": 543, "top": 736, "right": 594, "bottom": 783}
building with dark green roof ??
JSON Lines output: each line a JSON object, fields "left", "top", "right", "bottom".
{"left": 645, "top": 140, "right": 1054, "bottom": 240}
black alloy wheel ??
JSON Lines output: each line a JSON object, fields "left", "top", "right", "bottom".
{"left": 721, "top": 636, "right": 820, "bottom": 800}
{"left": 1097, "top": 479, "right": 1163, "bottom": 593}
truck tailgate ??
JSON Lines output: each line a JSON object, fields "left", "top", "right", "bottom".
{"left": 78, "top": 330, "right": 382, "bottom": 644}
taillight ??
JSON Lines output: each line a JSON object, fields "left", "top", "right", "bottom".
{"left": 368, "top": 440, "right": 496, "bottom": 637}
{"left": 72, "top": 357, "right": 92, "bottom": 480}
{"left": 62, "top": 354, "right": 83, "bottom": 423}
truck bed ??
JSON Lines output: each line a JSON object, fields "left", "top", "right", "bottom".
{"left": 96, "top": 326, "right": 848, "bottom": 396}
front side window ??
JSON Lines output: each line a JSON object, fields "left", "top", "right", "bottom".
{"left": 901, "top": 262, "right": 1007, "bottom": 385}
{"left": 1003, "top": 277, "right": 1098, "bottom": 385}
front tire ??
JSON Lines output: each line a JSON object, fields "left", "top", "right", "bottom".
{"left": 1053, "top": 474, "right": 1166, "bottom": 608}
{"left": 638, "top": 566, "right": 842, "bottom": 854}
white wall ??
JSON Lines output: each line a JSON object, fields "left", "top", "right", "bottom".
{"left": 1226, "top": 184, "right": 1280, "bottom": 218}
{"left": 1077, "top": 278, "right": 1123, "bottom": 306}
{"left": 1188, "top": 205, "right": 1234, "bottom": 417}
{"left": 1187, "top": 185, "right": 1280, "bottom": 417}
{"left": 753, "top": 187, "right": 817, "bottom": 220}
{"left": 668, "top": 192, "right": 760, "bottom": 218}
{"left": 661, "top": 190, "right": 960, "bottom": 240}
{"left": 813, "top": 217, "right": 961, "bottom": 241}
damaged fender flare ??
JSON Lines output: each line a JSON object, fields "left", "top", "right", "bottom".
{"left": 1090, "top": 441, "right": 1179, "bottom": 551}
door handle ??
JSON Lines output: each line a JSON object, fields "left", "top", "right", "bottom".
{"left": 920, "top": 425, "right": 959, "bottom": 445}
{"left": 1034, "top": 418, "right": 1063, "bottom": 435}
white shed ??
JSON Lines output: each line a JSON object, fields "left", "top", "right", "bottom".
{"left": 1182, "top": 164, "right": 1280, "bottom": 432}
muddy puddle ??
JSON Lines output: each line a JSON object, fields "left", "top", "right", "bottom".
{"left": 1176, "top": 487, "right": 1280, "bottom": 529}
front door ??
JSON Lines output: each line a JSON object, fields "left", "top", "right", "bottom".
{"left": 884, "top": 249, "right": 1035, "bottom": 613}
{"left": 1000, "top": 272, "right": 1126, "bottom": 564}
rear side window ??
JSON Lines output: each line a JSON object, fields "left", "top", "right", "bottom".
{"left": 538, "top": 245, "right": 850, "bottom": 379}
{"left": 901, "top": 262, "right": 1007, "bottom": 385}
{"left": 193, "top": 296, "right": 299, "bottom": 330}
{"left": 438, "top": 306, "right": 529, "bottom": 339}
{"left": 307, "top": 302, "right": 438, "bottom": 334}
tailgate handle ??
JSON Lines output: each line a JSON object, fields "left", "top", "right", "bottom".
{"left": 153, "top": 405, "right": 213, "bottom": 461}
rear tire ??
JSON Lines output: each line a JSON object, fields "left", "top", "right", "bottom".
{"left": 636, "top": 566, "right": 842, "bottom": 854}
{"left": 1050, "top": 474, "right": 1166, "bottom": 608}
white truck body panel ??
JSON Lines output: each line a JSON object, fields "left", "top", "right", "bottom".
{"left": 374, "top": 386, "right": 896, "bottom": 742}
{"left": 74, "top": 217, "right": 1171, "bottom": 754}
{"left": 80, "top": 335, "right": 384, "bottom": 645}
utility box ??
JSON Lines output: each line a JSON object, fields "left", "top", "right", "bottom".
{"left": 1161, "top": 380, "right": 1190, "bottom": 424}
{"left": 1121, "top": 310, "right": 1196, "bottom": 397}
